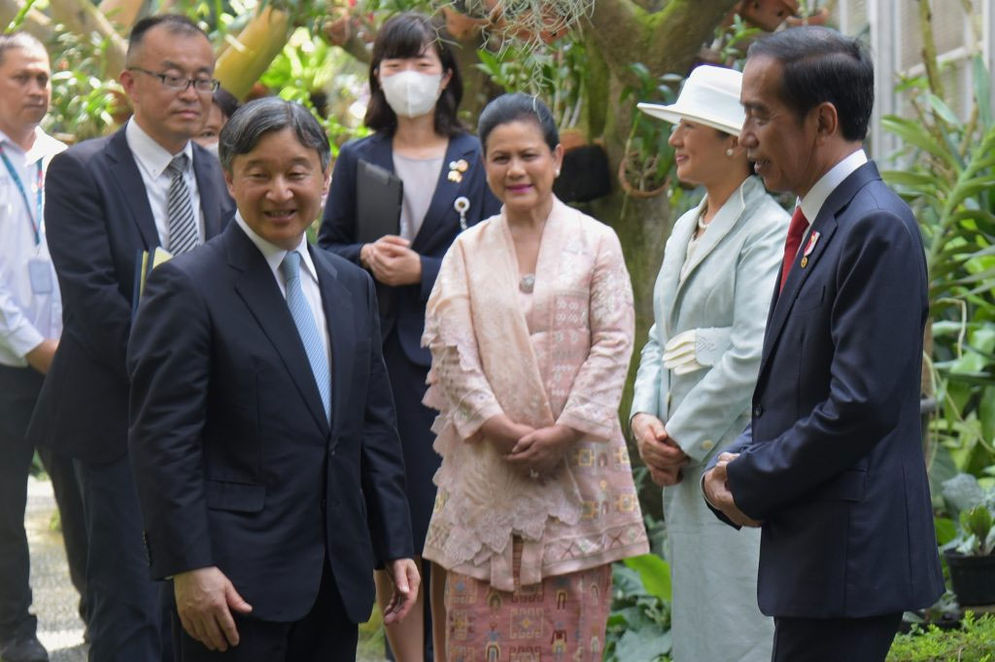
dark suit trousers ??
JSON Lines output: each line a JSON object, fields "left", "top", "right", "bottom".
{"left": 772, "top": 612, "right": 902, "bottom": 662}
{"left": 172, "top": 558, "right": 357, "bottom": 662}
{"left": 75, "top": 453, "right": 166, "bottom": 661}
{"left": 0, "top": 365, "right": 88, "bottom": 640}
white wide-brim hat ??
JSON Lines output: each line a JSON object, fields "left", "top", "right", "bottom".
{"left": 637, "top": 65, "right": 745, "bottom": 136}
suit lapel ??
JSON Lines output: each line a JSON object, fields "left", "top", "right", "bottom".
{"left": 226, "top": 224, "right": 330, "bottom": 434}
{"left": 310, "top": 246, "right": 353, "bottom": 444}
{"left": 757, "top": 162, "right": 880, "bottom": 380}
{"left": 674, "top": 180, "right": 749, "bottom": 296}
{"left": 661, "top": 201, "right": 701, "bottom": 334}
{"left": 192, "top": 145, "right": 225, "bottom": 239}
{"left": 411, "top": 133, "right": 476, "bottom": 252}
{"left": 106, "top": 129, "right": 159, "bottom": 249}
{"left": 364, "top": 133, "right": 395, "bottom": 171}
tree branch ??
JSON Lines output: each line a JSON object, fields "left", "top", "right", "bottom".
{"left": 585, "top": 0, "right": 738, "bottom": 84}
{"left": 48, "top": 0, "right": 128, "bottom": 76}
{"left": 1, "top": 0, "right": 53, "bottom": 41}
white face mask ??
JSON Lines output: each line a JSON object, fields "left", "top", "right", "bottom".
{"left": 380, "top": 71, "right": 443, "bottom": 119}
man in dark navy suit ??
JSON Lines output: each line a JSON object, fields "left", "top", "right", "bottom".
{"left": 30, "top": 15, "right": 233, "bottom": 661}
{"left": 128, "top": 98, "right": 418, "bottom": 661}
{"left": 702, "top": 27, "right": 944, "bottom": 662}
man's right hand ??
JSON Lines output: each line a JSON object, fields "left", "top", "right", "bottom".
{"left": 25, "top": 338, "right": 58, "bottom": 375}
{"left": 631, "top": 413, "right": 688, "bottom": 486}
{"left": 173, "top": 566, "right": 252, "bottom": 652}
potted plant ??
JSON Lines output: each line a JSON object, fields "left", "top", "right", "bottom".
{"left": 940, "top": 474, "right": 995, "bottom": 606}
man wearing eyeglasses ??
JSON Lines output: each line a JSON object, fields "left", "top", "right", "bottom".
{"left": 29, "top": 14, "right": 233, "bottom": 662}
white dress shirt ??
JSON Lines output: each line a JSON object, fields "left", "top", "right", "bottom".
{"left": 233, "top": 213, "right": 331, "bottom": 369}
{"left": 0, "top": 127, "right": 66, "bottom": 367}
{"left": 794, "top": 149, "right": 868, "bottom": 237}
{"left": 125, "top": 119, "right": 206, "bottom": 247}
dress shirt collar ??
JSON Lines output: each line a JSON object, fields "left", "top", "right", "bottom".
{"left": 233, "top": 212, "right": 319, "bottom": 285}
{"left": 0, "top": 126, "right": 65, "bottom": 166}
{"left": 797, "top": 148, "right": 867, "bottom": 225}
{"left": 125, "top": 118, "right": 194, "bottom": 180}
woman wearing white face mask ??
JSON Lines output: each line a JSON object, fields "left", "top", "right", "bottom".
{"left": 318, "top": 11, "right": 499, "bottom": 662}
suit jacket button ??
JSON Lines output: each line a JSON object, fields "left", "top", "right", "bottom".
{"left": 752, "top": 405, "right": 763, "bottom": 417}
{"left": 702, "top": 439, "right": 714, "bottom": 451}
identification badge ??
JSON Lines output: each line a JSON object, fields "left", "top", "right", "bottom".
{"left": 28, "top": 258, "right": 53, "bottom": 294}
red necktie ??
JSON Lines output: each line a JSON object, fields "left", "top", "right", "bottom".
{"left": 779, "top": 207, "right": 808, "bottom": 292}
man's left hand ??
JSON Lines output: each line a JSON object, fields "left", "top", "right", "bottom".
{"left": 382, "top": 558, "right": 420, "bottom": 625}
{"left": 703, "top": 452, "right": 761, "bottom": 528}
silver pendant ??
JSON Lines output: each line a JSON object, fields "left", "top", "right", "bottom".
{"left": 519, "top": 274, "right": 535, "bottom": 293}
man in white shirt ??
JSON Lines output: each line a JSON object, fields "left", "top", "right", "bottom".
{"left": 28, "top": 15, "right": 233, "bottom": 662}
{"left": 0, "top": 32, "right": 88, "bottom": 662}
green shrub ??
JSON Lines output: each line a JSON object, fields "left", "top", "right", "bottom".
{"left": 887, "top": 612, "right": 995, "bottom": 661}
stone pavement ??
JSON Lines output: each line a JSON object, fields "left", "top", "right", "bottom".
{"left": 24, "top": 476, "right": 87, "bottom": 662}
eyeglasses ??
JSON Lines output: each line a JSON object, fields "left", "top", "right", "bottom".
{"left": 128, "top": 67, "right": 219, "bottom": 93}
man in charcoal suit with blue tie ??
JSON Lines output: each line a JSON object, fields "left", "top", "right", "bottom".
{"left": 128, "top": 98, "right": 419, "bottom": 661}
{"left": 702, "top": 27, "right": 944, "bottom": 661}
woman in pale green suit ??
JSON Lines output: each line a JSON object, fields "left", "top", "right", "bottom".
{"left": 630, "top": 65, "right": 788, "bottom": 661}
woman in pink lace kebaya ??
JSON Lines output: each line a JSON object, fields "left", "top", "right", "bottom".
{"left": 421, "top": 93, "right": 649, "bottom": 661}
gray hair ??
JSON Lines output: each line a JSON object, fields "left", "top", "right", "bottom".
{"left": 0, "top": 32, "right": 46, "bottom": 66}
{"left": 218, "top": 98, "right": 331, "bottom": 173}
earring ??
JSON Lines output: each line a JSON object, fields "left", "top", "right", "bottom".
{"left": 555, "top": 169, "right": 561, "bottom": 176}
{"left": 725, "top": 148, "right": 735, "bottom": 157}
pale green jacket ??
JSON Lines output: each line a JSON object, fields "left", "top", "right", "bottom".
{"left": 631, "top": 176, "right": 788, "bottom": 464}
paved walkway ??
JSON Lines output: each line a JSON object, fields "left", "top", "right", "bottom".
{"left": 24, "top": 476, "right": 87, "bottom": 661}
{"left": 25, "top": 477, "right": 389, "bottom": 662}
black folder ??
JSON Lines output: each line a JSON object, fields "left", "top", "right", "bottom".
{"left": 356, "top": 160, "right": 403, "bottom": 243}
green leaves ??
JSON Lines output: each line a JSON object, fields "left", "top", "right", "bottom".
{"left": 623, "top": 553, "right": 672, "bottom": 602}
{"left": 960, "top": 504, "right": 994, "bottom": 554}
{"left": 885, "top": 57, "right": 995, "bottom": 483}
{"left": 940, "top": 474, "right": 995, "bottom": 556}
{"left": 605, "top": 560, "right": 672, "bottom": 662}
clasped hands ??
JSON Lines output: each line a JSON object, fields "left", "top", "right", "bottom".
{"left": 360, "top": 235, "right": 421, "bottom": 286}
{"left": 480, "top": 414, "right": 579, "bottom": 482}
{"left": 702, "top": 452, "right": 761, "bottom": 528}
{"left": 173, "top": 558, "right": 420, "bottom": 652}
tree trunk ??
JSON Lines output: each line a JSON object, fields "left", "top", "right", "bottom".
{"left": 213, "top": 6, "right": 291, "bottom": 100}
{"left": 98, "top": 0, "right": 143, "bottom": 31}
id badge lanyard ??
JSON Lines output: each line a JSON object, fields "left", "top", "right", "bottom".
{"left": 0, "top": 144, "right": 43, "bottom": 247}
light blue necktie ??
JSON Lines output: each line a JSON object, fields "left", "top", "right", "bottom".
{"left": 280, "top": 251, "right": 331, "bottom": 421}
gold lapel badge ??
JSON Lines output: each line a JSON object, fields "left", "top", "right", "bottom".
{"left": 800, "top": 230, "right": 821, "bottom": 269}
{"left": 447, "top": 159, "right": 469, "bottom": 183}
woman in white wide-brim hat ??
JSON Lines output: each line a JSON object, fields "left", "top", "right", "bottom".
{"left": 631, "top": 64, "right": 789, "bottom": 661}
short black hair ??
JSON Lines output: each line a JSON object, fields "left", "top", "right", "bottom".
{"left": 127, "top": 14, "right": 209, "bottom": 63}
{"left": 365, "top": 11, "right": 463, "bottom": 137}
{"left": 747, "top": 26, "right": 873, "bottom": 141}
{"left": 213, "top": 87, "right": 240, "bottom": 120}
{"left": 0, "top": 32, "right": 46, "bottom": 66}
{"left": 478, "top": 93, "right": 559, "bottom": 154}
{"left": 219, "top": 98, "right": 330, "bottom": 173}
